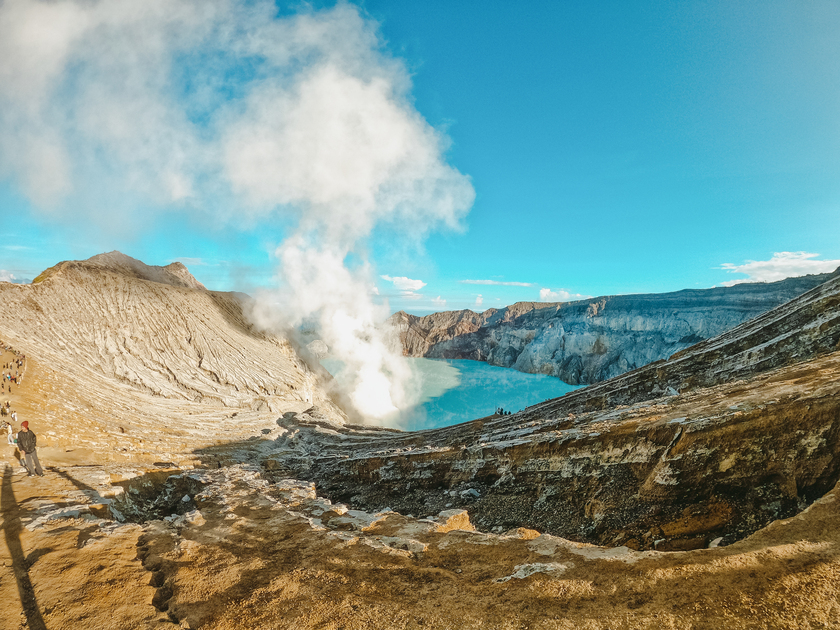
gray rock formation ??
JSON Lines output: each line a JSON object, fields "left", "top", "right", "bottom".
{"left": 389, "top": 270, "right": 840, "bottom": 384}
{"left": 273, "top": 270, "right": 840, "bottom": 551}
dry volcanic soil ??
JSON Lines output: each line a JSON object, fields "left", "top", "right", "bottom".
{"left": 0, "top": 252, "right": 839, "bottom": 630}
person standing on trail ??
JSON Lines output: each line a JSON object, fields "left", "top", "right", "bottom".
{"left": 17, "top": 421, "right": 44, "bottom": 476}
{"left": 2, "top": 420, "right": 14, "bottom": 445}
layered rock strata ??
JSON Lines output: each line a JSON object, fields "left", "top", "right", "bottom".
{"left": 389, "top": 270, "right": 839, "bottom": 384}
{"left": 0, "top": 252, "right": 345, "bottom": 464}
{"left": 272, "top": 272, "right": 840, "bottom": 551}
{"left": 2, "top": 254, "right": 840, "bottom": 628}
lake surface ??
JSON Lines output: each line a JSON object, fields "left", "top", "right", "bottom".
{"left": 321, "top": 357, "right": 580, "bottom": 431}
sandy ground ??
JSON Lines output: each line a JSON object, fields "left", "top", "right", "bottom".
{"left": 1, "top": 343, "right": 839, "bottom": 628}
{"left": 2, "top": 459, "right": 839, "bottom": 630}
{"left": 0, "top": 467, "right": 165, "bottom": 630}
{"left": 151, "top": 470, "right": 840, "bottom": 630}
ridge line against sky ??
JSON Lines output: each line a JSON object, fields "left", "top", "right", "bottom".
{"left": 1, "top": 0, "right": 839, "bottom": 315}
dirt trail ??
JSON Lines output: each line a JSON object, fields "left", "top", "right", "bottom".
{"left": 0, "top": 465, "right": 164, "bottom": 630}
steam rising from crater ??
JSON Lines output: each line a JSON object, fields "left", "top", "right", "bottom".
{"left": 0, "top": 0, "right": 475, "bottom": 422}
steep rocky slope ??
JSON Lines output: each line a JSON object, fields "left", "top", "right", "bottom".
{"left": 0, "top": 251, "right": 345, "bottom": 464}
{"left": 390, "top": 270, "right": 839, "bottom": 384}
{"left": 2, "top": 253, "right": 840, "bottom": 629}
{"left": 276, "top": 270, "right": 840, "bottom": 551}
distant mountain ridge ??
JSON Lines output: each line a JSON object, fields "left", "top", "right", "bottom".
{"left": 389, "top": 269, "right": 840, "bottom": 385}
{"left": 33, "top": 250, "right": 207, "bottom": 290}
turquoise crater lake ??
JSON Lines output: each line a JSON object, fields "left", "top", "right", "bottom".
{"left": 321, "top": 358, "right": 580, "bottom": 431}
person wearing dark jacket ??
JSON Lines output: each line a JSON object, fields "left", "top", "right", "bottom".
{"left": 17, "top": 421, "right": 44, "bottom": 476}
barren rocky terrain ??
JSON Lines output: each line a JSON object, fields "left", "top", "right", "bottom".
{"left": 1, "top": 253, "right": 839, "bottom": 629}
{"left": 389, "top": 270, "right": 839, "bottom": 384}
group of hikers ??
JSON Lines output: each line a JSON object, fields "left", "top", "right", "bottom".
{"left": 0, "top": 344, "right": 42, "bottom": 476}
{"left": 2, "top": 350, "right": 25, "bottom": 393}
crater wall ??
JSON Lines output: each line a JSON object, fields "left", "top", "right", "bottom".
{"left": 390, "top": 270, "right": 839, "bottom": 385}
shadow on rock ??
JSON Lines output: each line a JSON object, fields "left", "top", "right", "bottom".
{"left": 1, "top": 465, "right": 48, "bottom": 630}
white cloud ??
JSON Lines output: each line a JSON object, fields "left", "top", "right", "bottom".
{"left": 719, "top": 252, "right": 840, "bottom": 286}
{"left": 0, "top": 0, "right": 475, "bottom": 237}
{"left": 381, "top": 275, "right": 426, "bottom": 293}
{"left": 0, "top": 0, "right": 475, "bottom": 423}
{"left": 432, "top": 295, "right": 446, "bottom": 308}
{"left": 474, "top": 294, "right": 484, "bottom": 308}
{"left": 0, "top": 270, "right": 30, "bottom": 283}
{"left": 540, "top": 288, "right": 591, "bottom": 302}
{"left": 460, "top": 279, "right": 535, "bottom": 287}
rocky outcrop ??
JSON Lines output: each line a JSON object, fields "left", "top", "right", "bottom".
{"left": 2, "top": 253, "right": 840, "bottom": 628}
{"left": 274, "top": 271, "right": 840, "bottom": 551}
{"left": 11, "top": 461, "right": 840, "bottom": 629}
{"left": 389, "top": 270, "right": 840, "bottom": 384}
{"left": 0, "top": 252, "right": 345, "bottom": 463}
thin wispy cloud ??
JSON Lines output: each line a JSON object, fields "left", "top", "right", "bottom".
{"left": 381, "top": 275, "right": 427, "bottom": 293}
{"left": 474, "top": 294, "right": 484, "bottom": 308}
{"left": 460, "top": 279, "right": 534, "bottom": 287}
{"left": 380, "top": 274, "right": 426, "bottom": 300}
{"left": 539, "top": 288, "right": 592, "bottom": 302}
{"left": 432, "top": 295, "right": 446, "bottom": 308}
{"left": 719, "top": 252, "right": 840, "bottom": 286}
{"left": 172, "top": 257, "right": 209, "bottom": 267}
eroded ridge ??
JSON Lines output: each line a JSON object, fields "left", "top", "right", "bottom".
{"left": 265, "top": 272, "right": 840, "bottom": 551}
{"left": 0, "top": 252, "right": 347, "bottom": 466}
{"left": 390, "top": 268, "right": 840, "bottom": 385}
{"left": 2, "top": 253, "right": 840, "bottom": 628}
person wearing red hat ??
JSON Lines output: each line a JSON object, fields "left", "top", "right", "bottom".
{"left": 17, "top": 420, "right": 44, "bottom": 477}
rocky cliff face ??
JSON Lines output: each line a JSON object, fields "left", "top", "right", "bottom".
{"left": 0, "top": 252, "right": 345, "bottom": 463}
{"left": 389, "top": 271, "right": 839, "bottom": 384}
{"left": 2, "top": 254, "right": 840, "bottom": 628}
{"left": 275, "top": 271, "right": 840, "bottom": 551}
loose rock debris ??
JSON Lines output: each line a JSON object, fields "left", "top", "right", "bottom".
{"left": 1, "top": 254, "right": 839, "bottom": 628}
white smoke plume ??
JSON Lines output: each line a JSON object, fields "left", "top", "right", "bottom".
{"left": 0, "top": 0, "right": 475, "bottom": 422}
{"left": 254, "top": 234, "right": 416, "bottom": 420}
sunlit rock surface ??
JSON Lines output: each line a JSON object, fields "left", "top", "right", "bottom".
{"left": 2, "top": 254, "right": 840, "bottom": 629}
{"left": 277, "top": 271, "right": 840, "bottom": 551}
{"left": 389, "top": 270, "right": 839, "bottom": 384}
{"left": 0, "top": 252, "right": 346, "bottom": 465}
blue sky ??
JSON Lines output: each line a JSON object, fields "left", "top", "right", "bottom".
{"left": 1, "top": 0, "right": 839, "bottom": 314}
